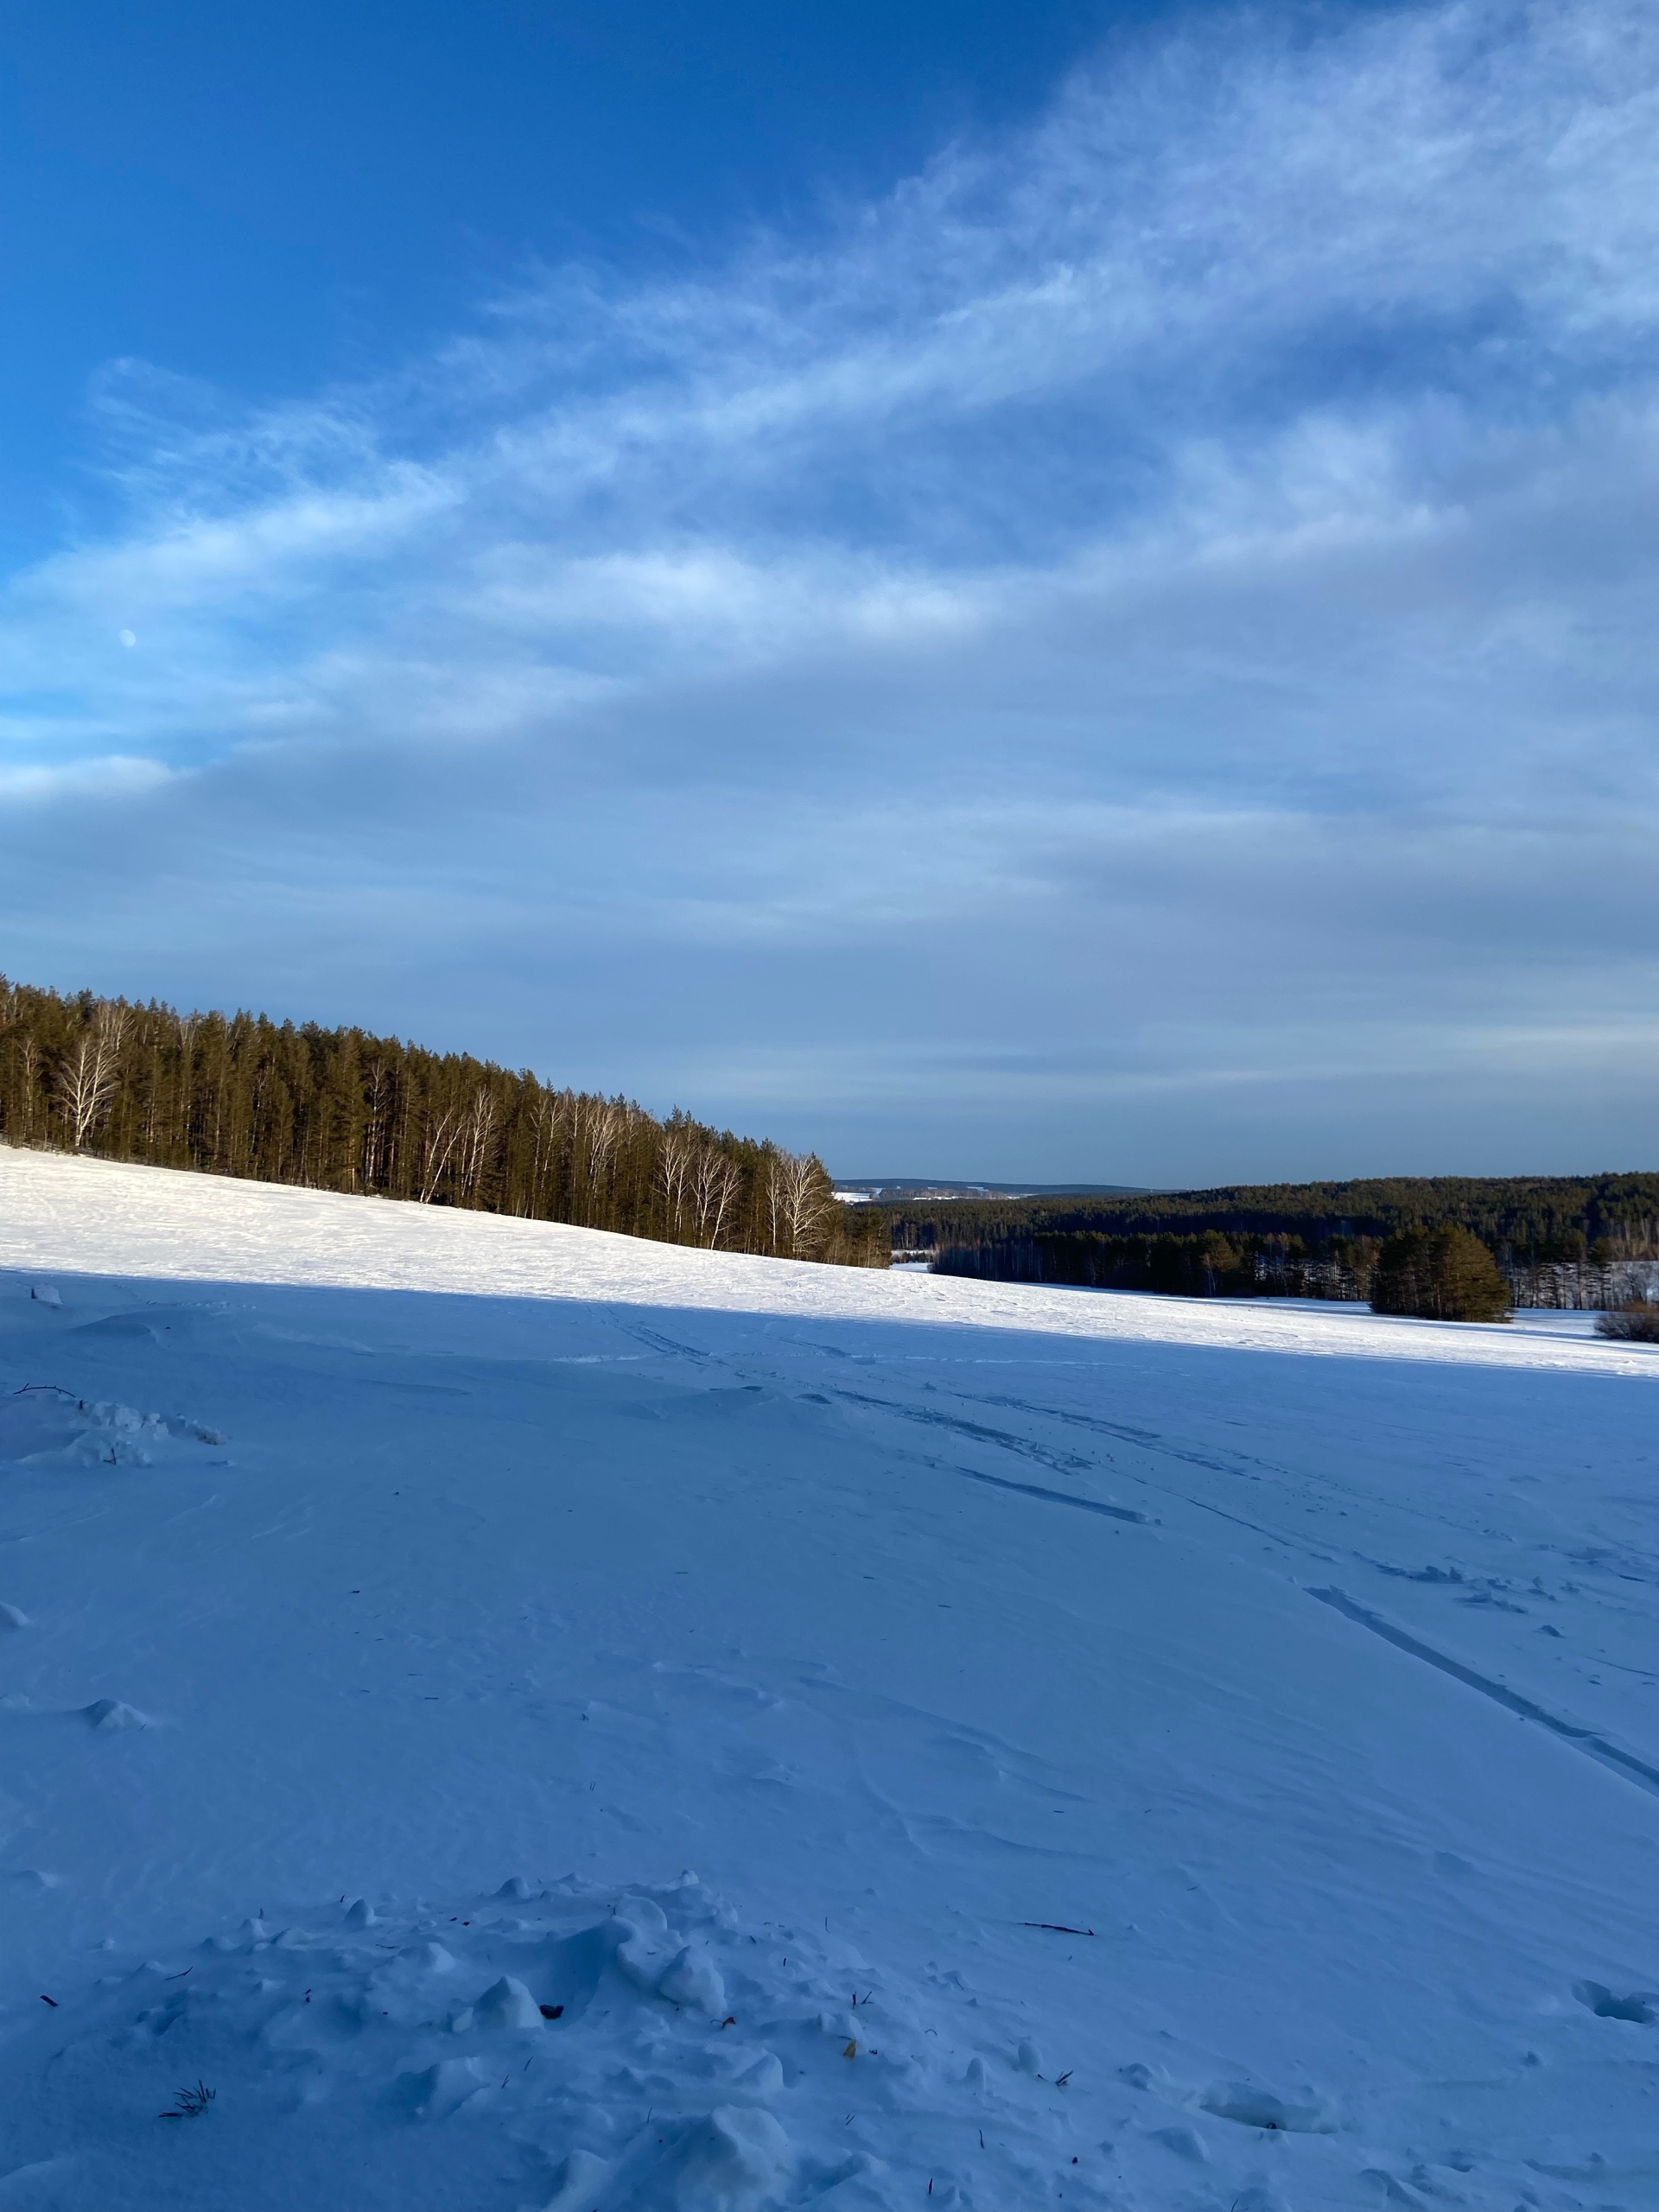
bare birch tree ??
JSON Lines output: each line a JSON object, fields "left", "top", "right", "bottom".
{"left": 456, "top": 1085, "right": 499, "bottom": 1205}
{"left": 769, "top": 1148, "right": 834, "bottom": 1258}
{"left": 690, "top": 1144, "right": 743, "bottom": 1248}
{"left": 417, "top": 1103, "right": 463, "bottom": 1203}
{"left": 760, "top": 1144, "right": 788, "bottom": 1254}
{"left": 575, "top": 1097, "right": 623, "bottom": 1202}
{"left": 527, "top": 1087, "right": 561, "bottom": 1203}
{"left": 15, "top": 1034, "right": 41, "bottom": 1139}
{"left": 55, "top": 1001, "right": 129, "bottom": 1150}
{"left": 361, "top": 1059, "right": 392, "bottom": 1189}
{"left": 657, "top": 1126, "right": 696, "bottom": 1241}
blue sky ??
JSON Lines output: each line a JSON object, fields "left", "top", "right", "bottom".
{"left": 3, "top": 0, "right": 1656, "bottom": 1183}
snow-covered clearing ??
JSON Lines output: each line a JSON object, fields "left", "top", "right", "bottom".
{"left": 2, "top": 1145, "right": 1656, "bottom": 2212}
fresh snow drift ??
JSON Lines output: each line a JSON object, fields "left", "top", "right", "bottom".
{"left": 1, "top": 1144, "right": 1657, "bottom": 2212}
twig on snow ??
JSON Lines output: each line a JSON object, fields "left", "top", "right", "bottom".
{"left": 160, "top": 2082, "right": 215, "bottom": 2120}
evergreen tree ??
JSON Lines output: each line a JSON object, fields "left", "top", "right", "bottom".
{"left": 1370, "top": 1226, "right": 1511, "bottom": 1322}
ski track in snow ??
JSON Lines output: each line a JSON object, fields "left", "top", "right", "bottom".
{"left": 2, "top": 1145, "right": 1659, "bottom": 2212}
{"left": 1303, "top": 1586, "right": 1659, "bottom": 1802}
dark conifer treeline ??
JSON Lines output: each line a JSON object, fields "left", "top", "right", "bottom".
{"left": 0, "top": 976, "right": 888, "bottom": 1268}
{"left": 894, "top": 1173, "right": 1659, "bottom": 1306}
{"left": 926, "top": 1228, "right": 1382, "bottom": 1300}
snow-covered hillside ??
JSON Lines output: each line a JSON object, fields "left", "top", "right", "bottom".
{"left": 2, "top": 1145, "right": 1656, "bottom": 2212}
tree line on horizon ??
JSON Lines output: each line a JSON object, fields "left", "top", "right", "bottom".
{"left": 0, "top": 976, "right": 889, "bottom": 1268}
{"left": 888, "top": 1172, "right": 1659, "bottom": 1314}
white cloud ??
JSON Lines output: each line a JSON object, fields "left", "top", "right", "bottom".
{"left": 0, "top": 755, "right": 172, "bottom": 802}
{"left": 2, "top": 0, "right": 1657, "bottom": 1175}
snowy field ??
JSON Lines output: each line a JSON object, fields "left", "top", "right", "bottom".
{"left": 2, "top": 1146, "right": 1657, "bottom": 2212}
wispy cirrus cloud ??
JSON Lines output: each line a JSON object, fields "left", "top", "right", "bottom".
{"left": 2, "top": 0, "right": 1657, "bottom": 1177}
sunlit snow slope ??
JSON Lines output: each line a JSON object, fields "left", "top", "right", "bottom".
{"left": 2, "top": 1145, "right": 1657, "bottom": 2212}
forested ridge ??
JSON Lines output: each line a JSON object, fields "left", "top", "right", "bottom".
{"left": 886, "top": 1174, "right": 1659, "bottom": 1304}
{"left": 0, "top": 976, "right": 888, "bottom": 1268}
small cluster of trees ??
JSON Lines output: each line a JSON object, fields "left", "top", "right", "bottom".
{"left": 1369, "top": 1227, "right": 1511, "bottom": 1323}
{"left": 0, "top": 976, "right": 888, "bottom": 1268}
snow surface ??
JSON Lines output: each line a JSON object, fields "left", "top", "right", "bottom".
{"left": 2, "top": 1143, "right": 1658, "bottom": 2211}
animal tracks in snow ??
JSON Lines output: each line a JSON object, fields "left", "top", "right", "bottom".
{"left": 1118, "top": 2059, "right": 1335, "bottom": 2136}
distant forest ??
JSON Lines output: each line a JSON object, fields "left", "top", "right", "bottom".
{"left": 884, "top": 1176, "right": 1659, "bottom": 1306}
{"left": 0, "top": 976, "right": 888, "bottom": 1268}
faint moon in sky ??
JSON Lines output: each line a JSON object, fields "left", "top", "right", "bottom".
{"left": 118, "top": 629, "right": 137, "bottom": 647}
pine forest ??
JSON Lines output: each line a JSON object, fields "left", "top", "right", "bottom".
{"left": 0, "top": 976, "right": 889, "bottom": 1268}
{"left": 887, "top": 1174, "right": 1659, "bottom": 1308}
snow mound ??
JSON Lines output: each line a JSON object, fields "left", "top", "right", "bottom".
{"left": 81, "top": 1698, "right": 152, "bottom": 1732}
{"left": 473, "top": 1974, "right": 543, "bottom": 2030}
{"left": 0, "top": 1388, "right": 225, "bottom": 1467}
{"left": 0, "top": 1877, "right": 1100, "bottom": 2212}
